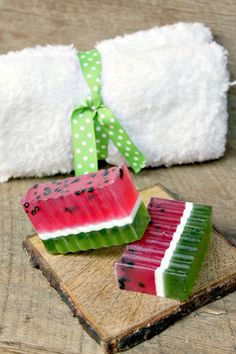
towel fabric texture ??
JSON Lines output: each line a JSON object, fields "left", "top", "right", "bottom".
{"left": 0, "top": 22, "right": 229, "bottom": 182}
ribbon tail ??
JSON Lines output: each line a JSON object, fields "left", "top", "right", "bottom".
{"left": 97, "top": 107, "right": 146, "bottom": 173}
{"left": 71, "top": 109, "right": 98, "bottom": 175}
{"left": 94, "top": 118, "right": 109, "bottom": 160}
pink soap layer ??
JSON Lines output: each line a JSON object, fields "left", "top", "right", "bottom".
{"left": 21, "top": 164, "right": 139, "bottom": 234}
{"left": 115, "top": 198, "right": 185, "bottom": 295}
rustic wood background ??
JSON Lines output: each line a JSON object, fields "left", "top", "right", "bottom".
{"left": 0, "top": 1, "right": 235, "bottom": 353}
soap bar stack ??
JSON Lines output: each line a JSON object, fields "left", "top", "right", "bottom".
{"left": 21, "top": 164, "right": 150, "bottom": 254}
{"left": 115, "top": 197, "right": 212, "bottom": 301}
{"left": 21, "top": 163, "right": 212, "bottom": 301}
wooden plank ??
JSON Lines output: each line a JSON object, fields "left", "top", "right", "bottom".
{"left": 23, "top": 185, "right": 236, "bottom": 353}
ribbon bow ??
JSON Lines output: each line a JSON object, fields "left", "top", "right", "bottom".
{"left": 71, "top": 49, "right": 146, "bottom": 175}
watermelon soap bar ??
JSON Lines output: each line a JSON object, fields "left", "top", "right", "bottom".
{"left": 115, "top": 197, "right": 212, "bottom": 301}
{"left": 20, "top": 164, "right": 150, "bottom": 254}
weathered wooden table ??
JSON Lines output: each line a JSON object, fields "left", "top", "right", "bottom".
{"left": 0, "top": 1, "right": 236, "bottom": 353}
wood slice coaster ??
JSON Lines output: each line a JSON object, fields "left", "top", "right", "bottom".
{"left": 23, "top": 185, "right": 236, "bottom": 354}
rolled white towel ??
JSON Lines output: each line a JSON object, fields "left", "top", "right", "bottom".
{"left": 0, "top": 22, "right": 229, "bottom": 182}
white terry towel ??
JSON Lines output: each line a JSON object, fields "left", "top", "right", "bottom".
{"left": 0, "top": 22, "right": 229, "bottom": 182}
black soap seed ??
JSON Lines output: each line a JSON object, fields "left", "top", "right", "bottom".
{"left": 139, "top": 282, "right": 145, "bottom": 288}
{"left": 36, "top": 196, "right": 41, "bottom": 200}
{"left": 43, "top": 187, "right": 52, "bottom": 196}
{"left": 31, "top": 210, "right": 36, "bottom": 215}
{"left": 127, "top": 261, "right": 134, "bottom": 268}
{"left": 75, "top": 191, "right": 81, "bottom": 196}
{"left": 118, "top": 277, "right": 126, "bottom": 290}
{"left": 87, "top": 181, "right": 93, "bottom": 185}
{"left": 24, "top": 202, "right": 30, "bottom": 208}
{"left": 34, "top": 206, "right": 39, "bottom": 211}
{"left": 103, "top": 169, "right": 109, "bottom": 177}
{"left": 65, "top": 206, "right": 77, "bottom": 213}
{"left": 119, "top": 168, "right": 124, "bottom": 178}
{"left": 55, "top": 188, "right": 62, "bottom": 192}
{"left": 128, "top": 248, "right": 135, "bottom": 253}
{"left": 91, "top": 173, "right": 97, "bottom": 177}
{"left": 119, "top": 281, "right": 125, "bottom": 290}
{"left": 71, "top": 178, "right": 80, "bottom": 183}
{"left": 121, "top": 257, "right": 127, "bottom": 264}
{"left": 26, "top": 210, "right": 29, "bottom": 213}
{"left": 33, "top": 184, "right": 38, "bottom": 189}
{"left": 104, "top": 179, "right": 109, "bottom": 183}
{"left": 159, "top": 208, "right": 165, "bottom": 212}
{"left": 87, "top": 187, "right": 94, "bottom": 192}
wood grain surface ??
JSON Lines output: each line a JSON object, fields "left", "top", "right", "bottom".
{"left": 0, "top": 0, "right": 236, "bottom": 353}
{"left": 23, "top": 185, "right": 236, "bottom": 353}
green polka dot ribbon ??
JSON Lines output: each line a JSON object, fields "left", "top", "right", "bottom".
{"left": 71, "top": 48, "right": 146, "bottom": 175}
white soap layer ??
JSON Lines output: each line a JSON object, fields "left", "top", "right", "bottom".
{"left": 39, "top": 196, "right": 142, "bottom": 240}
{"left": 154, "top": 202, "right": 193, "bottom": 297}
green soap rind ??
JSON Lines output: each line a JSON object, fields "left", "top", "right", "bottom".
{"left": 163, "top": 205, "right": 212, "bottom": 301}
{"left": 42, "top": 201, "right": 150, "bottom": 254}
